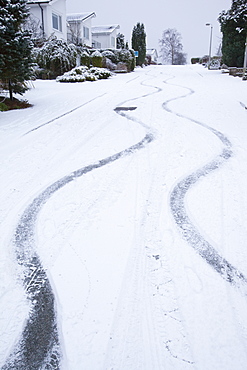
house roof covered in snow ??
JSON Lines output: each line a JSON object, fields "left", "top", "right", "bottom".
{"left": 91, "top": 25, "right": 120, "bottom": 35}
{"left": 27, "top": 0, "right": 51, "bottom": 4}
{"left": 146, "top": 49, "right": 158, "bottom": 56}
{"left": 67, "top": 12, "right": 96, "bottom": 23}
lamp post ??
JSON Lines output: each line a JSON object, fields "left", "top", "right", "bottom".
{"left": 206, "top": 23, "right": 213, "bottom": 68}
{"left": 243, "top": 34, "right": 247, "bottom": 80}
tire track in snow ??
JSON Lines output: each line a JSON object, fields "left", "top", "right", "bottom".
{"left": 163, "top": 78, "right": 247, "bottom": 293}
{"left": 3, "top": 80, "right": 155, "bottom": 369}
{"left": 24, "top": 93, "right": 107, "bottom": 135}
{"left": 104, "top": 72, "right": 195, "bottom": 369}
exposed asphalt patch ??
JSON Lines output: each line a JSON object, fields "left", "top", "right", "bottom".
{"left": 114, "top": 107, "right": 137, "bottom": 111}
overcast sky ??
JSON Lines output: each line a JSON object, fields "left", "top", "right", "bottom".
{"left": 66, "top": 0, "right": 231, "bottom": 62}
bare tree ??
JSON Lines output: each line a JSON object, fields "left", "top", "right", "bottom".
{"left": 24, "top": 14, "right": 45, "bottom": 45}
{"left": 159, "top": 28, "right": 187, "bottom": 65}
{"left": 117, "top": 33, "right": 125, "bottom": 49}
{"left": 67, "top": 22, "right": 82, "bottom": 45}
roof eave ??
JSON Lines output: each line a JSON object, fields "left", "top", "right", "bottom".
{"left": 27, "top": 0, "right": 51, "bottom": 4}
{"left": 67, "top": 12, "right": 96, "bottom": 23}
{"left": 92, "top": 25, "right": 120, "bottom": 35}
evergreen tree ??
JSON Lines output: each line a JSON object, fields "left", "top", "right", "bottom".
{"left": 117, "top": 33, "right": 125, "bottom": 49}
{"left": 0, "top": 0, "right": 33, "bottom": 100}
{"left": 218, "top": 0, "right": 247, "bottom": 67}
{"left": 131, "top": 22, "right": 146, "bottom": 66}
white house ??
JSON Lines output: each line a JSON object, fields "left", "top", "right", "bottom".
{"left": 92, "top": 25, "right": 120, "bottom": 49}
{"left": 27, "top": 0, "right": 67, "bottom": 40}
{"left": 146, "top": 49, "right": 158, "bottom": 64}
{"left": 67, "top": 12, "right": 96, "bottom": 47}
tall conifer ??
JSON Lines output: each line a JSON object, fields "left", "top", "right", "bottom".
{"left": 131, "top": 23, "right": 146, "bottom": 66}
{"left": 0, "top": 0, "right": 33, "bottom": 99}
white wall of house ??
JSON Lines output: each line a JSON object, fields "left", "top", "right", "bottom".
{"left": 50, "top": 0, "right": 67, "bottom": 39}
{"left": 27, "top": 0, "right": 67, "bottom": 40}
{"left": 92, "top": 26, "right": 119, "bottom": 49}
{"left": 146, "top": 49, "right": 158, "bottom": 64}
{"left": 92, "top": 34, "right": 109, "bottom": 49}
{"left": 81, "top": 17, "right": 93, "bottom": 46}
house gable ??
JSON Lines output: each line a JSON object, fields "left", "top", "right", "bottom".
{"left": 146, "top": 49, "right": 158, "bottom": 64}
{"left": 92, "top": 25, "right": 120, "bottom": 49}
{"left": 67, "top": 12, "right": 96, "bottom": 47}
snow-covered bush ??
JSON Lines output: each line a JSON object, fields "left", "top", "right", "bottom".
{"left": 102, "top": 57, "right": 117, "bottom": 71}
{"left": 91, "top": 50, "right": 103, "bottom": 68}
{"left": 209, "top": 57, "right": 221, "bottom": 70}
{"left": 33, "top": 35, "right": 77, "bottom": 78}
{"left": 117, "top": 49, "right": 136, "bottom": 71}
{"left": 89, "top": 67, "right": 112, "bottom": 79}
{"left": 101, "top": 50, "right": 117, "bottom": 63}
{"left": 56, "top": 66, "right": 112, "bottom": 83}
{"left": 57, "top": 73, "right": 86, "bottom": 82}
{"left": 115, "top": 62, "right": 128, "bottom": 72}
{"left": 80, "top": 50, "right": 90, "bottom": 67}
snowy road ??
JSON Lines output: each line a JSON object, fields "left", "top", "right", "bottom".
{"left": 1, "top": 65, "right": 247, "bottom": 369}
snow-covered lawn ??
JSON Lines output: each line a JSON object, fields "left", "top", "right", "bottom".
{"left": 1, "top": 65, "right": 247, "bottom": 369}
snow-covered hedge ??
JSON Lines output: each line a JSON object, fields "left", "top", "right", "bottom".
{"left": 32, "top": 35, "right": 77, "bottom": 78}
{"left": 78, "top": 47, "right": 136, "bottom": 72}
{"left": 80, "top": 50, "right": 90, "bottom": 67}
{"left": 91, "top": 50, "right": 103, "bottom": 68}
{"left": 33, "top": 37, "right": 136, "bottom": 80}
{"left": 101, "top": 50, "right": 118, "bottom": 64}
{"left": 56, "top": 66, "right": 113, "bottom": 83}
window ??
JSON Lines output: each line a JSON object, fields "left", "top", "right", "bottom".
{"left": 52, "top": 13, "right": 62, "bottom": 32}
{"left": 92, "top": 40, "right": 101, "bottom": 49}
{"left": 83, "top": 26, "right": 89, "bottom": 40}
{"left": 111, "top": 36, "right": 115, "bottom": 47}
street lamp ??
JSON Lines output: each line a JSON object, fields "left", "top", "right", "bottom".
{"left": 206, "top": 23, "right": 213, "bottom": 68}
{"left": 243, "top": 34, "right": 247, "bottom": 80}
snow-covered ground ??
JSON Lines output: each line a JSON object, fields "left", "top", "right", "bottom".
{"left": 1, "top": 64, "right": 247, "bottom": 369}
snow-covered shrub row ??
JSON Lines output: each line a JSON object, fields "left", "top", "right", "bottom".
{"left": 80, "top": 50, "right": 90, "bottom": 67}
{"left": 56, "top": 66, "right": 112, "bottom": 83}
{"left": 101, "top": 50, "right": 117, "bottom": 62}
{"left": 32, "top": 36, "right": 136, "bottom": 80}
{"left": 32, "top": 35, "right": 77, "bottom": 78}
{"left": 91, "top": 50, "right": 103, "bottom": 68}
{"left": 78, "top": 48, "right": 136, "bottom": 72}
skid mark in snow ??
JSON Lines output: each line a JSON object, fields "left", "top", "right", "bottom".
{"left": 240, "top": 101, "right": 247, "bottom": 110}
{"left": 24, "top": 93, "right": 107, "bottom": 135}
{"left": 104, "top": 184, "right": 195, "bottom": 369}
{"left": 3, "top": 79, "right": 156, "bottom": 368}
{"left": 104, "top": 74, "right": 195, "bottom": 369}
{"left": 163, "top": 78, "right": 247, "bottom": 293}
